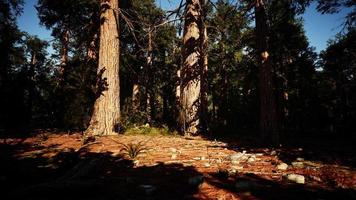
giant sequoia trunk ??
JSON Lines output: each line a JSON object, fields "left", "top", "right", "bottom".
{"left": 180, "top": 0, "right": 206, "bottom": 136}
{"left": 85, "top": 0, "right": 120, "bottom": 136}
{"left": 255, "top": 0, "right": 279, "bottom": 143}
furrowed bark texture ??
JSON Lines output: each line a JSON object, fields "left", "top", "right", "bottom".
{"left": 86, "top": 0, "right": 120, "bottom": 136}
{"left": 255, "top": 0, "right": 279, "bottom": 143}
{"left": 180, "top": 0, "right": 204, "bottom": 136}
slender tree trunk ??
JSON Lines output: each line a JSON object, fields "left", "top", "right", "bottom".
{"left": 60, "top": 29, "right": 69, "bottom": 76}
{"left": 145, "top": 28, "right": 154, "bottom": 124}
{"left": 132, "top": 82, "right": 140, "bottom": 113}
{"left": 28, "top": 51, "right": 37, "bottom": 122}
{"left": 85, "top": 0, "right": 120, "bottom": 136}
{"left": 180, "top": 0, "right": 204, "bottom": 136}
{"left": 255, "top": 0, "right": 279, "bottom": 143}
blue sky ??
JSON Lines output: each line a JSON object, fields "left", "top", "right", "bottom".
{"left": 18, "top": 0, "right": 350, "bottom": 53}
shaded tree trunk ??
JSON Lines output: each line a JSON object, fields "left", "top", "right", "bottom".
{"left": 255, "top": 0, "right": 279, "bottom": 143}
{"left": 28, "top": 50, "right": 37, "bottom": 123}
{"left": 85, "top": 0, "right": 120, "bottom": 136}
{"left": 180, "top": 0, "right": 205, "bottom": 136}
{"left": 59, "top": 29, "right": 69, "bottom": 76}
{"left": 145, "top": 28, "right": 154, "bottom": 124}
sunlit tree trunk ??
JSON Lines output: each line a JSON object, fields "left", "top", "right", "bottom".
{"left": 200, "top": 25, "right": 208, "bottom": 133}
{"left": 180, "top": 0, "right": 205, "bottom": 136}
{"left": 85, "top": 0, "right": 120, "bottom": 136}
{"left": 255, "top": 0, "right": 279, "bottom": 143}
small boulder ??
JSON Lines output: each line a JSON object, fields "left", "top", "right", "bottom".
{"left": 277, "top": 163, "right": 288, "bottom": 170}
{"left": 286, "top": 174, "right": 305, "bottom": 184}
{"left": 292, "top": 162, "right": 304, "bottom": 168}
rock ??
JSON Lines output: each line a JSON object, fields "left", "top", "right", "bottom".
{"left": 204, "top": 163, "right": 211, "bottom": 167}
{"left": 230, "top": 151, "right": 246, "bottom": 161}
{"left": 171, "top": 154, "right": 177, "bottom": 159}
{"left": 188, "top": 175, "right": 204, "bottom": 187}
{"left": 270, "top": 150, "right": 277, "bottom": 156}
{"left": 201, "top": 156, "right": 206, "bottom": 161}
{"left": 169, "top": 148, "right": 177, "bottom": 153}
{"left": 277, "top": 163, "right": 288, "bottom": 170}
{"left": 296, "top": 157, "right": 305, "bottom": 161}
{"left": 286, "top": 174, "right": 305, "bottom": 184}
{"left": 248, "top": 157, "right": 255, "bottom": 163}
{"left": 231, "top": 160, "right": 240, "bottom": 165}
{"left": 193, "top": 157, "right": 201, "bottom": 160}
{"left": 292, "top": 162, "right": 304, "bottom": 168}
{"left": 139, "top": 184, "right": 156, "bottom": 195}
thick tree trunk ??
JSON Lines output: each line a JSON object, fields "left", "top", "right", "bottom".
{"left": 180, "top": 0, "right": 204, "bottom": 136}
{"left": 255, "top": 0, "right": 279, "bottom": 143}
{"left": 200, "top": 25, "right": 208, "bottom": 133}
{"left": 85, "top": 0, "right": 120, "bottom": 136}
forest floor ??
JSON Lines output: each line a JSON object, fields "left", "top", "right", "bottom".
{"left": 1, "top": 131, "right": 356, "bottom": 200}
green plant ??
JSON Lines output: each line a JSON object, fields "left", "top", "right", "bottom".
{"left": 119, "top": 141, "right": 148, "bottom": 159}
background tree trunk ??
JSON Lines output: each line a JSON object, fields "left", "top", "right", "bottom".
{"left": 255, "top": 0, "right": 279, "bottom": 143}
{"left": 85, "top": 0, "right": 120, "bottom": 136}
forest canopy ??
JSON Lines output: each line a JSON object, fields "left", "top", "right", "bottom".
{"left": 0, "top": 0, "right": 355, "bottom": 143}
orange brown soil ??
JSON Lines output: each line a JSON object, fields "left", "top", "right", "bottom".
{"left": 1, "top": 132, "right": 355, "bottom": 199}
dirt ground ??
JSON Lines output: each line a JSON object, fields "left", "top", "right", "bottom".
{"left": 1, "top": 131, "right": 356, "bottom": 200}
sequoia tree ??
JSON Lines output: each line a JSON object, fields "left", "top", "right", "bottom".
{"left": 85, "top": 0, "right": 120, "bottom": 136}
{"left": 255, "top": 0, "right": 279, "bottom": 143}
{"left": 180, "top": 0, "right": 206, "bottom": 135}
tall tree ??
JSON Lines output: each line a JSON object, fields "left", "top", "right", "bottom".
{"left": 180, "top": 0, "right": 206, "bottom": 135}
{"left": 85, "top": 0, "right": 120, "bottom": 136}
{"left": 254, "top": 0, "right": 279, "bottom": 143}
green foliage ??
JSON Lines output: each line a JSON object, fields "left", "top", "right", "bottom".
{"left": 124, "top": 125, "right": 178, "bottom": 137}
{"left": 118, "top": 141, "right": 148, "bottom": 159}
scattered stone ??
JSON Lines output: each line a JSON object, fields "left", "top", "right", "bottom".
{"left": 171, "top": 154, "right": 177, "bottom": 159}
{"left": 248, "top": 157, "right": 255, "bottom": 163}
{"left": 201, "top": 156, "right": 206, "bottom": 161}
{"left": 230, "top": 151, "right": 246, "bottom": 161}
{"left": 286, "top": 174, "right": 305, "bottom": 184}
{"left": 133, "top": 160, "right": 140, "bottom": 166}
{"left": 139, "top": 184, "right": 156, "bottom": 195}
{"left": 292, "top": 162, "right": 304, "bottom": 168}
{"left": 231, "top": 160, "right": 240, "bottom": 165}
{"left": 309, "top": 175, "right": 322, "bottom": 182}
{"left": 296, "top": 157, "right": 305, "bottom": 161}
{"left": 193, "top": 157, "right": 201, "bottom": 160}
{"left": 169, "top": 148, "right": 177, "bottom": 153}
{"left": 228, "top": 169, "right": 237, "bottom": 176}
{"left": 277, "top": 163, "right": 288, "bottom": 170}
{"left": 188, "top": 175, "right": 204, "bottom": 187}
{"left": 270, "top": 150, "right": 277, "bottom": 156}
{"left": 204, "top": 163, "right": 211, "bottom": 167}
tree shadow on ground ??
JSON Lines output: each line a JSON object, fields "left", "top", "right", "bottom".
{"left": 1, "top": 141, "right": 203, "bottom": 200}
{"left": 206, "top": 172, "right": 356, "bottom": 200}
{"left": 1, "top": 133, "right": 356, "bottom": 200}
{"left": 202, "top": 131, "right": 356, "bottom": 168}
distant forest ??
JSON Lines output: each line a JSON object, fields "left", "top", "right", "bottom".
{"left": 0, "top": 0, "right": 355, "bottom": 143}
